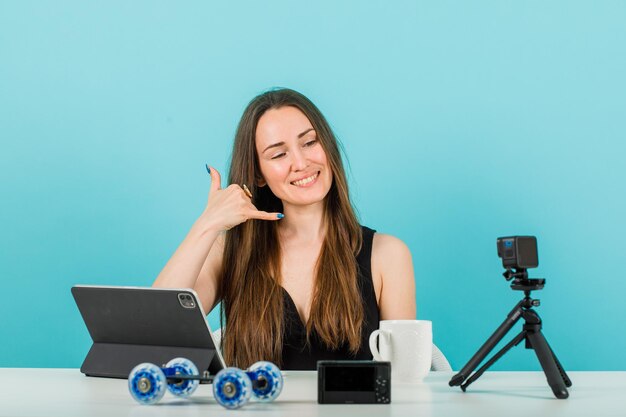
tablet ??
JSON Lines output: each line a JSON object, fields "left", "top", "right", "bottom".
{"left": 71, "top": 285, "right": 225, "bottom": 379}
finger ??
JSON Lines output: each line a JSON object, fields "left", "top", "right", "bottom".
{"left": 247, "top": 210, "right": 285, "bottom": 221}
{"left": 206, "top": 165, "right": 222, "bottom": 194}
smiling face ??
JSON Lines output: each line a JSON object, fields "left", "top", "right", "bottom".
{"left": 255, "top": 106, "right": 333, "bottom": 208}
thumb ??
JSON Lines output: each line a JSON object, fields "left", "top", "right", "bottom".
{"left": 206, "top": 164, "right": 222, "bottom": 194}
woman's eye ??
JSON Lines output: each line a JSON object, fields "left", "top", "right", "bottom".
{"left": 271, "top": 152, "right": 286, "bottom": 160}
{"left": 304, "top": 139, "right": 318, "bottom": 147}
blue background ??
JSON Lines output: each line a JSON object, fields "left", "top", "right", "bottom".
{"left": 1, "top": 1, "right": 625, "bottom": 371}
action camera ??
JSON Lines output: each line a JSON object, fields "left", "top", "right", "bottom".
{"left": 497, "top": 236, "right": 538, "bottom": 270}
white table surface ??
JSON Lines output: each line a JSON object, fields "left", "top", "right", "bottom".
{"left": 0, "top": 369, "right": 624, "bottom": 417}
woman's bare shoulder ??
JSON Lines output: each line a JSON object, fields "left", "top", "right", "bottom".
{"left": 371, "top": 232, "right": 416, "bottom": 319}
{"left": 372, "top": 233, "right": 411, "bottom": 259}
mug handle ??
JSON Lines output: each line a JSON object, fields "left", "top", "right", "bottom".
{"left": 369, "top": 329, "right": 389, "bottom": 361}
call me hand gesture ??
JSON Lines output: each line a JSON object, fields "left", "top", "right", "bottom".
{"left": 204, "top": 165, "right": 283, "bottom": 232}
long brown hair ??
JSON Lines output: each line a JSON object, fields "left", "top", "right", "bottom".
{"left": 219, "top": 88, "right": 363, "bottom": 368}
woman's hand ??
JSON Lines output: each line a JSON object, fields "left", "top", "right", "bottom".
{"left": 199, "top": 166, "right": 283, "bottom": 232}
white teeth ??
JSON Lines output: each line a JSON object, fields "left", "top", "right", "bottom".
{"left": 292, "top": 172, "right": 318, "bottom": 186}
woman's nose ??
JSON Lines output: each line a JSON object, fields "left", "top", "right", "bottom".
{"left": 291, "top": 148, "right": 308, "bottom": 171}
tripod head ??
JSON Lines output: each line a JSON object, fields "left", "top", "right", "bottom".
{"left": 503, "top": 268, "right": 545, "bottom": 292}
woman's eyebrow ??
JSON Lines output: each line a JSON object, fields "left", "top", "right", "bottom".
{"left": 297, "top": 128, "right": 315, "bottom": 138}
{"left": 262, "top": 141, "right": 285, "bottom": 154}
{"left": 262, "top": 128, "right": 315, "bottom": 153}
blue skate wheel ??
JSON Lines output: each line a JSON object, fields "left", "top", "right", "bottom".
{"left": 128, "top": 362, "right": 166, "bottom": 405}
{"left": 248, "top": 361, "right": 283, "bottom": 402}
{"left": 164, "top": 357, "right": 199, "bottom": 398}
{"left": 212, "top": 367, "right": 252, "bottom": 409}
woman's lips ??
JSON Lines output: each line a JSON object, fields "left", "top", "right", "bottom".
{"left": 291, "top": 171, "right": 320, "bottom": 187}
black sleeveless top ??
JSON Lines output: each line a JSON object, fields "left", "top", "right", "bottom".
{"left": 280, "top": 226, "right": 380, "bottom": 370}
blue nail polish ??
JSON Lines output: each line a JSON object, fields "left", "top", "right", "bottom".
{"left": 205, "top": 164, "right": 211, "bottom": 174}
{"left": 277, "top": 213, "right": 284, "bottom": 219}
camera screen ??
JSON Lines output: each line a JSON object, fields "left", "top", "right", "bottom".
{"left": 325, "top": 366, "right": 376, "bottom": 391}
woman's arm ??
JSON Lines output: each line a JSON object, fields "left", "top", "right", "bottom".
{"left": 371, "top": 233, "right": 417, "bottom": 320}
{"left": 153, "top": 219, "right": 224, "bottom": 313}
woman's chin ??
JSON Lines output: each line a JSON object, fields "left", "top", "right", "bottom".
{"left": 282, "top": 192, "right": 327, "bottom": 208}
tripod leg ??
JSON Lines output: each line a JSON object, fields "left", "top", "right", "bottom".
{"left": 533, "top": 334, "right": 571, "bottom": 388}
{"left": 449, "top": 300, "right": 525, "bottom": 387}
{"left": 460, "top": 331, "right": 526, "bottom": 391}
{"left": 525, "top": 329, "right": 569, "bottom": 399}
{"left": 551, "top": 349, "right": 572, "bottom": 388}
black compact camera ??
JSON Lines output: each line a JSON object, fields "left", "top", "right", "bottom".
{"left": 497, "top": 236, "right": 538, "bottom": 269}
{"left": 317, "top": 360, "right": 391, "bottom": 404}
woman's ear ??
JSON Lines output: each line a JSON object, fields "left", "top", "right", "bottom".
{"left": 256, "top": 176, "right": 267, "bottom": 187}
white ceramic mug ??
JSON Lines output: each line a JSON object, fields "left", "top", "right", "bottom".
{"left": 369, "top": 320, "right": 432, "bottom": 382}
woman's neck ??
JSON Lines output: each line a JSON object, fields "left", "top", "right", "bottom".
{"left": 278, "top": 201, "right": 325, "bottom": 244}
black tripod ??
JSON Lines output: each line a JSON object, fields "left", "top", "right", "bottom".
{"left": 449, "top": 270, "right": 572, "bottom": 399}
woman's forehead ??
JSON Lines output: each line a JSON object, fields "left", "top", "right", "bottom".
{"left": 255, "top": 106, "right": 314, "bottom": 146}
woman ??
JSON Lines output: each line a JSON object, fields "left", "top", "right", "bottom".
{"left": 153, "top": 88, "right": 416, "bottom": 370}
